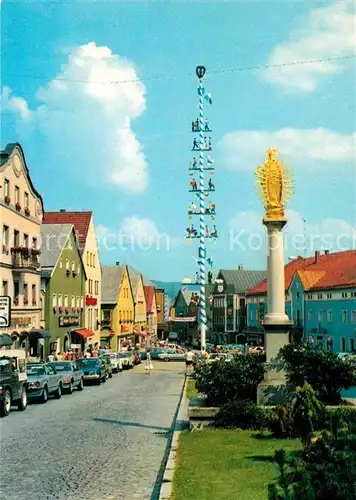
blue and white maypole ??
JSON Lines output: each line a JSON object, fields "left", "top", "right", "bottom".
{"left": 186, "top": 65, "right": 216, "bottom": 352}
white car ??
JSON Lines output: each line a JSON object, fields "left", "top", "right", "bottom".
{"left": 109, "top": 353, "right": 123, "bottom": 373}
{"left": 157, "top": 350, "right": 186, "bottom": 362}
{"left": 206, "top": 353, "right": 233, "bottom": 363}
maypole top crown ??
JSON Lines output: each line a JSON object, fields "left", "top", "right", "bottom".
{"left": 254, "top": 148, "right": 293, "bottom": 222}
{"left": 196, "top": 65, "right": 206, "bottom": 79}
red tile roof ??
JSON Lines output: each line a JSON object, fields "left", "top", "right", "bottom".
{"left": 43, "top": 211, "right": 92, "bottom": 254}
{"left": 144, "top": 285, "right": 156, "bottom": 313}
{"left": 247, "top": 250, "right": 356, "bottom": 295}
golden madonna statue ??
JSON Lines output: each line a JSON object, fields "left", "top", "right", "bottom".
{"left": 254, "top": 148, "right": 293, "bottom": 221}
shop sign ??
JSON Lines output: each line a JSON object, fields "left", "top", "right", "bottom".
{"left": 59, "top": 315, "right": 80, "bottom": 327}
{"left": 10, "top": 316, "right": 32, "bottom": 327}
{"left": 0, "top": 296, "right": 11, "bottom": 327}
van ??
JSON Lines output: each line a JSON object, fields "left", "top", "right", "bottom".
{"left": 168, "top": 332, "right": 178, "bottom": 341}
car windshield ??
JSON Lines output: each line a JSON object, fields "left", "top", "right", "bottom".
{"left": 49, "top": 363, "right": 71, "bottom": 371}
{"left": 0, "top": 359, "right": 11, "bottom": 373}
{"left": 27, "top": 365, "right": 45, "bottom": 376}
{"left": 118, "top": 353, "right": 130, "bottom": 358}
{"left": 78, "top": 359, "right": 100, "bottom": 366}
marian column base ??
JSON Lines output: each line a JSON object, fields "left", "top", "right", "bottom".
{"left": 257, "top": 319, "right": 293, "bottom": 405}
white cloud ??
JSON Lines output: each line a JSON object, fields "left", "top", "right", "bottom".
{"left": 262, "top": 2, "right": 355, "bottom": 92}
{"left": 2, "top": 42, "right": 148, "bottom": 193}
{"left": 229, "top": 209, "right": 356, "bottom": 256}
{"left": 218, "top": 128, "right": 355, "bottom": 171}
{"left": 1, "top": 87, "right": 32, "bottom": 120}
{"left": 120, "top": 216, "right": 163, "bottom": 247}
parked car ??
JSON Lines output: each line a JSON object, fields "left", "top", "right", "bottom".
{"left": 48, "top": 361, "right": 84, "bottom": 393}
{"left": 108, "top": 353, "right": 123, "bottom": 373}
{"left": 99, "top": 354, "right": 113, "bottom": 378}
{"left": 0, "top": 349, "right": 28, "bottom": 417}
{"left": 78, "top": 358, "right": 106, "bottom": 385}
{"left": 158, "top": 349, "right": 186, "bottom": 362}
{"left": 27, "top": 363, "right": 63, "bottom": 402}
{"left": 206, "top": 353, "right": 233, "bottom": 363}
{"left": 118, "top": 352, "right": 134, "bottom": 369}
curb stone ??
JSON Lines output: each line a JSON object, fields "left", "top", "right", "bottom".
{"left": 158, "top": 376, "right": 189, "bottom": 500}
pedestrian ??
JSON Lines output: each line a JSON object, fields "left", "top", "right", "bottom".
{"left": 185, "top": 349, "right": 194, "bottom": 376}
{"left": 145, "top": 350, "right": 154, "bottom": 375}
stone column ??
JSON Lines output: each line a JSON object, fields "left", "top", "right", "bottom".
{"left": 257, "top": 219, "right": 293, "bottom": 404}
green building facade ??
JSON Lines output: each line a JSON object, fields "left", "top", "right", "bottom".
{"left": 40, "top": 224, "right": 87, "bottom": 355}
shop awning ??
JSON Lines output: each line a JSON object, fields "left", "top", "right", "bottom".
{"left": 0, "top": 335, "right": 13, "bottom": 346}
{"left": 72, "top": 328, "right": 94, "bottom": 340}
{"left": 29, "top": 329, "right": 50, "bottom": 338}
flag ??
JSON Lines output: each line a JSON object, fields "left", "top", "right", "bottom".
{"left": 204, "top": 93, "right": 212, "bottom": 104}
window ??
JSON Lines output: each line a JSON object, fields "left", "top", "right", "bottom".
{"left": 327, "top": 293, "right": 332, "bottom": 299}
{"left": 14, "top": 230, "right": 19, "bottom": 246}
{"left": 317, "top": 293, "right": 323, "bottom": 299}
{"left": 2, "top": 225, "right": 9, "bottom": 247}
{"left": 307, "top": 310, "right": 312, "bottom": 321}
{"left": 76, "top": 296, "right": 80, "bottom": 308}
{"left": 2, "top": 281, "right": 8, "bottom": 296}
{"left": 342, "top": 292, "right": 348, "bottom": 299}
{"left": 71, "top": 295, "right": 75, "bottom": 307}
{"left": 59, "top": 259, "right": 63, "bottom": 269}
{"left": 317, "top": 310, "right": 323, "bottom": 323}
{"left": 32, "top": 237, "right": 37, "bottom": 249}
{"left": 40, "top": 297, "right": 44, "bottom": 321}
{"left": 13, "top": 281, "right": 19, "bottom": 298}
{"left": 15, "top": 186, "right": 20, "bottom": 204}
{"left": 72, "top": 261, "right": 75, "bottom": 271}
{"left": 327, "top": 310, "right": 332, "bottom": 323}
{"left": 342, "top": 310, "right": 348, "bottom": 323}
{"left": 86, "top": 252, "right": 90, "bottom": 266}
{"left": 24, "top": 233, "right": 29, "bottom": 247}
{"left": 23, "top": 283, "right": 28, "bottom": 304}
{"left": 296, "top": 292, "right": 300, "bottom": 299}
{"left": 4, "top": 179, "right": 10, "bottom": 197}
{"left": 58, "top": 294, "right": 63, "bottom": 307}
{"left": 95, "top": 280, "right": 98, "bottom": 295}
{"left": 341, "top": 337, "right": 346, "bottom": 352}
{"left": 32, "top": 285, "right": 36, "bottom": 305}
{"left": 24, "top": 192, "right": 29, "bottom": 209}
{"left": 77, "top": 265, "right": 80, "bottom": 275}
{"left": 52, "top": 293, "right": 57, "bottom": 308}
{"left": 352, "top": 310, "right": 356, "bottom": 323}
{"left": 307, "top": 294, "right": 312, "bottom": 299}
{"left": 351, "top": 338, "right": 355, "bottom": 353}
{"left": 64, "top": 295, "right": 68, "bottom": 307}
{"left": 92, "top": 254, "right": 96, "bottom": 267}
{"left": 81, "top": 296, "right": 84, "bottom": 308}
{"left": 66, "top": 259, "right": 69, "bottom": 270}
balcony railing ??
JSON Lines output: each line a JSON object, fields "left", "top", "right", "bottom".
{"left": 11, "top": 247, "right": 40, "bottom": 271}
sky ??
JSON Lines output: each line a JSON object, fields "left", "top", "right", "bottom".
{"left": 1, "top": 0, "right": 355, "bottom": 281}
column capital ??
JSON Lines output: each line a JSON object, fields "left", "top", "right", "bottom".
{"left": 263, "top": 218, "right": 287, "bottom": 231}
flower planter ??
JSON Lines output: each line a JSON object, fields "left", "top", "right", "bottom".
{"left": 13, "top": 297, "right": 19, "bottom": 306}
{"left": 15, "top": 203, "right": 21, "bottom": 211}
{"left": 24, "top": 299, "right": 29, "bottom": 305}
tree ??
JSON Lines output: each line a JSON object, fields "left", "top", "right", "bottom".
{"left": 278, "top": 343, "right": 356, "bottom": 404}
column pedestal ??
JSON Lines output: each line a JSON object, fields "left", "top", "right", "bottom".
{"left": 257, "top": 320, "right": 293, "bottom": 404}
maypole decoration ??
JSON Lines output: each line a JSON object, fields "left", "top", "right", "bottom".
{"left": 186, "top": 65, "right": 217, "bottom": 351}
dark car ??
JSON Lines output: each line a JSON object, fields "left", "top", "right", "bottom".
{"left": 78, "top": 358, "right": 106, "bottom": 385}
{"left": 0, "top": 353, "right": 28, "bottom": 417}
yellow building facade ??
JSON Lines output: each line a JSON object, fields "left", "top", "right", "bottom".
{"left": 101, "top": 264, "right": 135, "bottom": 351}
{"left": 127, "top": 266, "right": 147, "bottom": 337}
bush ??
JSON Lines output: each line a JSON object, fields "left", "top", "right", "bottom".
{"left": 269, "top": 404, "right": 296, "bottom": 438}
{"left": 214, "top": 400, "right": 272, "bottom": 430}
{"left": 291, "top": 383, "right": 325, "bottom": 447}
{"left": 194, "top": 354, "right": 265, "bottom": 406}
{"left": 278, "top": 343, "right": 356, "bottom": 404}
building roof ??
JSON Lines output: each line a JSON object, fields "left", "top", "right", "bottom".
{"left": 43, "top": 211, "right": 92, "bottom": 254}
{"left": 127, "top": 265, "right": 142, "bottom": 298}
{"left": 40, "top": 224, "right": 74, "bottom": 269}
{"left": 101, "top": 265, "right": 124, "bottom": 304}
{"left": 217, "top": 269, "right": 267, "bottom": 294}
{"left": 1, "top": 143, "right": 44, "bottom": 210}
{"left": 144, "top": 285, "right": 156, "bottom": 312}
{"left": 247, "top": 250, "right": 356, "bottom": 295}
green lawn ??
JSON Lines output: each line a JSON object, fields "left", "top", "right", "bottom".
{"left": 172, "top": 429, "right": 301, "bottom": 500}
{"left": 185, "top": 379, "right": 197, "bottom": 399}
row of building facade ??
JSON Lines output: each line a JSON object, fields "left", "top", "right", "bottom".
{"left": 0, "top": 143, "right": 165, "bottom": 358}
{"left": 169, "top": 251, "right": 356, "bottom": 353}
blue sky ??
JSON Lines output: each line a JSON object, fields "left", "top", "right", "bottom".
{"left": 1, "top": 1, "right": 355, "bottom": 281}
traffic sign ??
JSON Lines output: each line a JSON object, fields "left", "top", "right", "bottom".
{"left": 0, "top": 296, "right": 11, "bottom": 328}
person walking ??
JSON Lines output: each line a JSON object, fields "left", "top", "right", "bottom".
{"left": 145, "top": 350, "right": 154, "bottom": 375}
{"left": 185, "top": 349, "right": 194, "bottom": 376}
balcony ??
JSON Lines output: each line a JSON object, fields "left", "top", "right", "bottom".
{"left": 11, "top": 247, "right": 40, "bottom": 272}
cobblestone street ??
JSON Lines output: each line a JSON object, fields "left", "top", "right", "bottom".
{"left": 0, "top": 364, "right": 185, "bottom": 500}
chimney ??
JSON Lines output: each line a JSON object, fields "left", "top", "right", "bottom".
{"left": 314, "top": 250, "right": 320, "bottom": 263}
{"left": 116, "top": 261, "right": 120, "bottom": 266}
{"left": 237, "top": 265, "right": 243, "bottom": 271}
{"left": 59, "top": 209, "right": 66, "bottom": 212}
{"left": 324, "top": 250, "right": 330, "bottom": 255}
